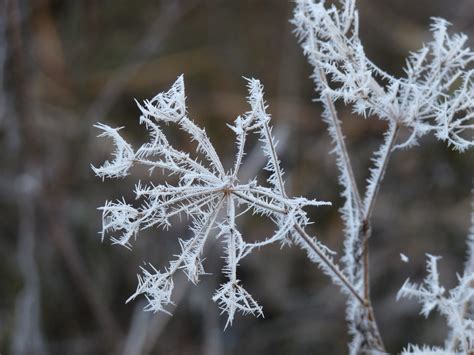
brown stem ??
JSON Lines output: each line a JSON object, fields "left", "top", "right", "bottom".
{"left": 363, "top": 226, "right": 370, "bottom": 302}
{"left": 355, "top": 124, "right": 400, "bottom": 352}
{"left": 360, "top": 220, "right": 385, "bottom": 351}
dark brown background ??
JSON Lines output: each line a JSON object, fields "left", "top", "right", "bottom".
{"left": 1, "top": 0, "right": 473, "bottom": 354}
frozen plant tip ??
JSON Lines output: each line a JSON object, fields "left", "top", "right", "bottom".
{"left": 93, "top": 76, "right": 347, "bottom": 326}
{"left": 398, "top": 255, "right": 474, "bottom": 354}
{"left": 293, "top": 0, "right": 474, "bottom": 151}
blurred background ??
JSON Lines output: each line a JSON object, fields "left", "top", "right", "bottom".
{"left": 0, "top": 0, "right": 473, "bottom": 354}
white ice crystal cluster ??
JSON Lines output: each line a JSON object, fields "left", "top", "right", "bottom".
{"left": 293, "top": 0, "right": 474, "bottom": 152}
{"left": 397, "top": 254, "right": 474, "bottom": 354}
{"left": 93, "top": 76, "right": 337, "bottom": 327}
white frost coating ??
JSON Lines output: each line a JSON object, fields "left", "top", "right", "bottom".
{"left": 400, "top": 253, "right": 409, "bottom": 263}
{"left": 92, "top": 124, "right": 135, "bottom": 179}
{"left": 398, "top": 255, "right": 474, "bottom": 353}
{"left": 293, "top": 1, "right": 474, "bottom": 151}
{"left": 94, "top": 76, "right": 334, "bottom": 326}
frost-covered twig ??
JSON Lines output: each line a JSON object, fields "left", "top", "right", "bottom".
{"left": 363, "top": 121, "right": 400, "bottom": 221}
{"left": 293, "top": 0, "right": 473, "bottom": 353}
{"left": 318, "top": 67, "right": 363, "bottom": 213}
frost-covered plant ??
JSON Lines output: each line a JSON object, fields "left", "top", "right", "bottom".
{"left": 92, "top": 76, "right": 369, "bottom": 328}
{"left": 93, "top": 0, "right": 474, "bottom": 353}
{"left": 292, "top": 0, "right": 474, "bottom": 353}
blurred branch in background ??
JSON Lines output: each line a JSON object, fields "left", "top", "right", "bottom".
{"left": 4, "top": 0, "right": 46, "bottom": 354}
{"left": 12, "top": 175, "right": 46, "bottom": 355}
{"left": 0, "top": 2, "right": 11, "bottom": 148}
{"left": 42, "top": 192, "right": 123, "bottom": 346}
{"left": 84, "top": 0, "right": 199, "bottom": 129}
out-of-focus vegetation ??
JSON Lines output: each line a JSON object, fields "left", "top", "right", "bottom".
{"left": 0, "top": 0, "right": 473, "bottom": 354}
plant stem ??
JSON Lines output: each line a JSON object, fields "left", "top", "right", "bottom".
{"left": 363, "top": 122, "right": 400, "bottom": 221}
{"left": 318, "top": 68, "right": 363, "bottom": 213}
{"left": 262, "top": 120, "right": 288, "bottom": 198}
{"left": 293, "top": 223, "right": 366, "bottom": 306}
{"left": 361, "top": 122, "right": 399, "bottom": 337}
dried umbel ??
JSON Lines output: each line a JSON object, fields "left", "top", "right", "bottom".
{"left": 93, "top": 77, "right": 340, "bottom": 328}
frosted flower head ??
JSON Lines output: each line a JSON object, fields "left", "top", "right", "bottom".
{"left": 93, "top": 76, "right": 331, "bottom": 325}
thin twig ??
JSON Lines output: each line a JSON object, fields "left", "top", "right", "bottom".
{"left": 363, "top": 122, "right": 400, "bottom": 222}
{"left": 318, "top": 68, "right": 363, "bottom": 213}
{"left": 262, "top": 119, "right": 288, "bottom": 197}
{"left": 293, "top": 223, "right": 366, "bottom": 306}
{"left": 358, "top": 122, "right": 400, "bottom": 352}
{"left": 316, "top": 66, "right": 392, "bottom": 353}
{"left": 231, "top": 190, "right": 287, "bottom": 214}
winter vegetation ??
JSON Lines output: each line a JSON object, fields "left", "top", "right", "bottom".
{"left": 93, "top": 0, "right": 474, "bottom": 354}
{"left": 92, "top": 0, "right": 473, "bottom": 354}
{"left": 5, "top": 0, "right": 474, "bottom": 354}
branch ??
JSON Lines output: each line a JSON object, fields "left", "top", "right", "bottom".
{"left": 363, "top": 121, "right": 400, "bottom": 221}
{"left": 317, "top": 68, "right": 363, "bottom": 213}
{"left": 262, "top": 119, "right": 288, "bottom": 198}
